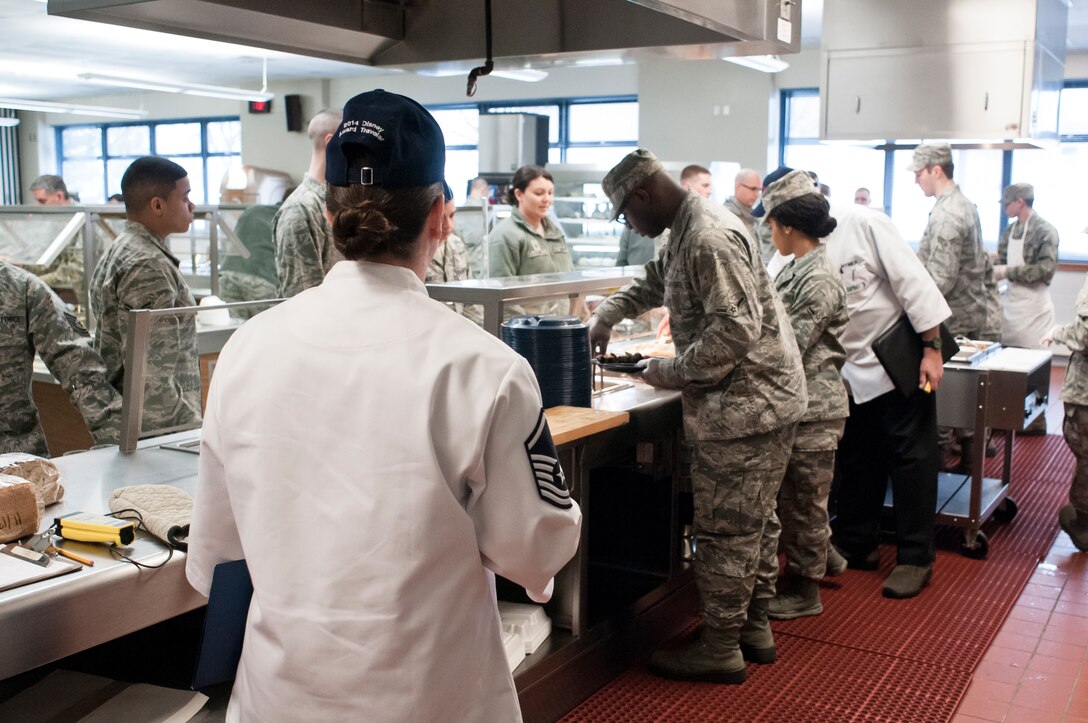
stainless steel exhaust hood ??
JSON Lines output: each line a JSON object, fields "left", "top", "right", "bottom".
{"left": 49, "top": 0, "right": 801, "bottom": 72}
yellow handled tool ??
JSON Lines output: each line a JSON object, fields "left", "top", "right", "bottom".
{"left": 54, "top": 513, "right": 136, "bottom": 546}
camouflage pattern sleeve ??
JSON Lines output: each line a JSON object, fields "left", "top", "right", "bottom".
{"left": 274, "top": 200, "right": 329, "bottom": 298}
{"left": 657, "top": 229, "right": 762, "bottom": 387}
{"left": 919, "top": 214, "right": 964, "bottom": 297}
{"left": 1054, "top": 277, "right": 1088, "bottom": 354}
{"left": 114, "top": 264, "right": 202, "bottom": 432}
{"left": 27, "top": 276, "right": 121, "bottom": 444}
{"left": 996, "top": 224, "right": 1010, "bottom": 265}
{"left": 1007, "top": 217, "right": 1059, "bottom": 287}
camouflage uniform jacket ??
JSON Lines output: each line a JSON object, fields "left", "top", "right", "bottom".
{"left": 594, "top": 192, "right": 807, "bottom": 441}
{"left": 918, "top": 184, "right": 999, "bottom": 338}
{"left": 487, "top": 209, "right": 572, "bottom": 278}
{"left": 89, "top": 221, "right": 201, "bottom": 433}
{"left": 773, "top": 245, "right": 849, "bottom": 424}
{"left": 997, "top": 211, "right": 1059, "bottom": 287}
{"left": 723, "top": 196, "right": 757, "bottom": 241}
{"left": 273, "top": 175, "right": 344, "bottom": 298}
{"left": 426, "top": 233, "right": 484, "bottom": 326}
{"left": 755, "top": 219, "right": 777, "bottom": 265}
{"left": 1053, "top": 275, "right": 1088, "bottom": 406}
{"left": 1, "top": 261, "right": 120, "bottom": 456}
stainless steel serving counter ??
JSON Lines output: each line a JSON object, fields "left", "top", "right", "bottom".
{"left": 0, "top": 431, "right": 205, "bottom": 680}
{"left": 1, "top": 381, "right": 683, "bottom": 686}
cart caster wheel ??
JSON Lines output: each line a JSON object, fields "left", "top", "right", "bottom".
{"left": 994, "top": 497, "right": 1018, "bottom": 523}
{"left": 960, "top": 531, "right": 989, "bottom": 559}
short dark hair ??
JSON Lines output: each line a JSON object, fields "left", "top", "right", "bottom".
{"left": 506, "top": 165, "right": 553, "bottom": 204}
{"left": 326, "top": 177, "right": 443, "bottom": 262}
{"left": 767, "top": 193, "right": 838, "bottom": 239}
{"left": 30, "top": 174, "right": 69, "bottom": 199}
{"left": 937, "top": 162, "right": 955, "bottom": 180}
{"left": 681, "top": 165, "right": 710, "bottom": 182}
{"left": 121, "top": 157, "right": 188, "bottom": 213}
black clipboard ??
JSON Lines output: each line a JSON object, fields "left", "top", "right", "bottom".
{"left": 191, "top": 559, "right": 252, "bottom": 690}
{"left": 871, "top": 316, "right": 958, "bottom": 397}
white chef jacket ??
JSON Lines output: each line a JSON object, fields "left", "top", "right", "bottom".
{"left": 186, "top": 260, "right": 582, "bottom": 723}
{"left": 823, "top": 205, "right": 951, "bottom": 403}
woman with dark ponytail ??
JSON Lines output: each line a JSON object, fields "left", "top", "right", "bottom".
{"left": 759, "top": 170, "right": 850, "bottom": 622}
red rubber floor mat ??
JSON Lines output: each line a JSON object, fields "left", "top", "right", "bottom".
{"left": 560, "top": 434, "right": 1075, "bottom": 722}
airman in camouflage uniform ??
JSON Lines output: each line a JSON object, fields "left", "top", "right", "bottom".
{"left": 220, "top": 204, "right": 281, "bottom": 319}
{"left": 273, "top": 175, "right": 344, "bottom": 298}
{"left": 756, "top": 171, "right": 849, "bottom": 621}
{"left": 913, "top": 144, "right": 999, "bottom": 340}
{"left": 90, "top": 221, "right": 202, "bottom": 435}
{"left": 589, "top": 149, "right": 806, "bottom": 684}
{"left": 427, "top": 231, "right": 484, "bottom": 326}
{"left": 1045, "top": 277, "right": 1088, "bottom": 550}
{"left": 0, "top": 261, "right": 121, "bottom": 456}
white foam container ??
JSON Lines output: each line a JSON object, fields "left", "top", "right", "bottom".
{"left": 501, "top": 629, "right": 526, "bottom": 672}
{"left": 498, "top": 601, "right": 552, "bottom": 654}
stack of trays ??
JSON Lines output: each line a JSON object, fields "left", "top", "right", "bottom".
{"left": 500, "top": 316, "right": 591, "bottom": 408}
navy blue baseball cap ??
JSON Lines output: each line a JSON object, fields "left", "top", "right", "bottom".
{"left": 752, "top": 165, "right": 794, "bottom": 218}
{"left": 326, "top": 89, "right": 446, "bottom": 189}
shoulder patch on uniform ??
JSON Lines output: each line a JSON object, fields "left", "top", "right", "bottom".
{"left": 524, "top": 409, "right": 571, "bottom": 509}
{"left": 63, "top": 311, "right": 89, "bottom": 336}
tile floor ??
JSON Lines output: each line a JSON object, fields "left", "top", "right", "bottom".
{"left": 953, "top": 364, "right": 1088, "bottom": 723}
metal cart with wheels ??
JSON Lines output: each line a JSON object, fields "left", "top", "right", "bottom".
{"left": 932, "top": 346, "right": 1051, "bottom": 558}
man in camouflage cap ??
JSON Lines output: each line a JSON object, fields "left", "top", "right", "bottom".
{"left": 913, "top": 143, "right": 1001, "bottom": 465}
{"left": 273, "top": 108, "right": 345, "bottom": 298}
{"left": 591, "top": 148, "right": 807, "bottom": 684}
{"left": 90, "top": 156, "right": 202, "bottom": 436}
{"left": 1, "top": 260, "right": 121, "bottom": 456}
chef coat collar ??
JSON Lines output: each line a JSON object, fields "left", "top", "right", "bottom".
{"left": 323, "top": 258, "right": 428, "bottom": 295}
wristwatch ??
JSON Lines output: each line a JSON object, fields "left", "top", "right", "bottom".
{"left": 922, "top": 337, "right": 942, "bottom": 350}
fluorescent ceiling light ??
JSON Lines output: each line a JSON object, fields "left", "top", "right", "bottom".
{"left": 491, "top": 69, "right": 549, "bottom": 82}
{"left": 0, "top": 117, "right": 20, "bottom": 127}
{"left": 723, "top": 55, "right": 789, "bottom": 73}
{"left": 0, "top": 97, "right": 148, "bottom": 119}
{"left": 78, "top": 73, "right": 274, "bottom": 102}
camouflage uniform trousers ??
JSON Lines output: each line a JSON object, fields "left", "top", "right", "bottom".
{"left": 691, "top": 423, "right": 796, "bottom": 635}
{"left": 219, "top": 270, "right": 279, "bottom": 320}
{"left": 772, "top": 418, "right": 846, "bottom": 580}
{"left": 1063, "top": 404, "right": 1088, "bottom": 516}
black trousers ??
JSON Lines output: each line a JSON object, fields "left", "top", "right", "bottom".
{"left": 833, "top": 387, "right": 938, "bottom": 567}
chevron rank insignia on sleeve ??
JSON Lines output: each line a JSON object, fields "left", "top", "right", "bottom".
{"left": 524, "top": 409, "right": 571, "bottom": 509}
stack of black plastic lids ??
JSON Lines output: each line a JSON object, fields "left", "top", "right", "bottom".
{"left": 500, "top": 315, "right": 591, "bottom": 408}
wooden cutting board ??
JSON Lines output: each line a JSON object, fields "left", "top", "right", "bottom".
{"left": 545, "top": 406, "right": 629, "bottom": 446}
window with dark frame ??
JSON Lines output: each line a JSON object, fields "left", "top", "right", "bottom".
{"left": 56, "top": 117, "right": 241, "bottom": 205}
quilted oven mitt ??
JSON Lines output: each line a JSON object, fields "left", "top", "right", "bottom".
{"left": 108, "top": 485, "right": 192, "bottom": 550}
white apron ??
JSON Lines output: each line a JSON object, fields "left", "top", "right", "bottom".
{"left": 1001, "top": 215, "right": 1055, "bottom": 349}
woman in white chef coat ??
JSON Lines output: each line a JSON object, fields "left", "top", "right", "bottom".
{"left": 186, "top": 89, "right": 582, "bottom": 723}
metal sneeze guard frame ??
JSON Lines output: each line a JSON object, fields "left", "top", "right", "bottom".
{"left": 426, "top": 266, "right": 645, "bottom": 337}
{"left": 118, "top": 298, "right": 283, "bottom": 452}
